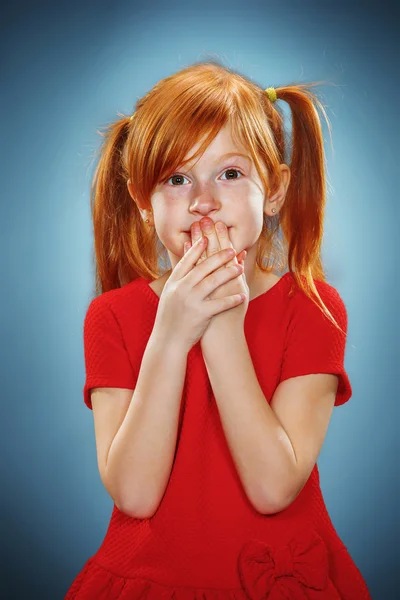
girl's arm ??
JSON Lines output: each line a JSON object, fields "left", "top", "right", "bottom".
{"left": 99, "top": 328, "right": 189, "bottom": 519}
{"left": 201, "top": 325, "right": 338, "bottom": 514}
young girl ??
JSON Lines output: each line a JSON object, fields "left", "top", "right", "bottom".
{"left": 65, "top": 61, "right": 372, "bottom": 599}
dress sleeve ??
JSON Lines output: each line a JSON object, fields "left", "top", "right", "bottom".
{"left": 82, "top": 296, "right": 138, "bottom": 410}
{"left": 280, "top": 283, "right": 352, "bottom": 406}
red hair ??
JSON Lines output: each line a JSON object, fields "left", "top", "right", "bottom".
{"left": 89, "top": 60, "right": 345, "bottom": 335}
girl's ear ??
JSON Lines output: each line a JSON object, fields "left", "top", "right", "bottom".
{"left": 264, "top": 164, "right": 291, "bottom": 214}
{"left": 127, "top": 179, "right": 147, "bottom": 216}
{"left": 127, "top": 179, "right": 134, "bottom": 200}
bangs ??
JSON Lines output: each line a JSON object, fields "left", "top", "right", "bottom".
{"left": 126, "top": 64, "right": 285, "bottom": 207}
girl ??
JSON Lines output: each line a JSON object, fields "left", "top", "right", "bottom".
{"left": 65, "top": 61, "right": 372, "bottom": 599}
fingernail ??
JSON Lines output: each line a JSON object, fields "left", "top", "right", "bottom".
{"left": 201, "top": 219, "right": 213, "bottom": 231}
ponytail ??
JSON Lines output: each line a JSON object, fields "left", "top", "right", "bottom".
{"left": 89, "top": 114, "right": 161, "bottom": 297}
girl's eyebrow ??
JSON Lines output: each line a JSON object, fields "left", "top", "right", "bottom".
{"left": 179, "top": 152, "right": 251, "bottom": 170}
{"left": 217, "top": 152, "right": 251, "bottom": 162}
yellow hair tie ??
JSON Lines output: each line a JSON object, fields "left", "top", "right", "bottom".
{"left": 129, "top": 87, "right": 277, "bottom": 121}
{"left": 265, "top": 87, "right": 277, "bottom": 103}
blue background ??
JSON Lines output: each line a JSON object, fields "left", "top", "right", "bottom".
{"left": 1, "top": 0, "right": 397, "bottom": 598}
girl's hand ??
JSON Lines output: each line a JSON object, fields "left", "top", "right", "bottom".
{"left": 153, "top": 233, "right": 247, "bottom": 353}
{"left": 185, "top": 218, "right": 249, "bottom": 326}
{"left": 188, "top": 219, "right": 247, "bottom": 270}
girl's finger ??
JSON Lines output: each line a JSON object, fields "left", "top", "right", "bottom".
{"left": 186, "top": 241, "right": 199, "bottom": 265}
{"left": 214, "top": 222, "right": 236, "bottom": 267}
{"left": 191, "top": 224, "right": 207, "bottom": 262}
{"left": 174, "top": 235, "right": 208, "bottom": 279}
{"left": 185, "top": 241, "right": 201, "bottom": 266}
{"left": 186, "top": 240, "right": 244, "bottom": 265}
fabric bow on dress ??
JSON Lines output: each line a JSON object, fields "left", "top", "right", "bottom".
{"left": 238, "top": 529, "right": 332, "bottom": 599}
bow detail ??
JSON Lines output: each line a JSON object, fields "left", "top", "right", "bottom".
{"left": 238, "top": 528, "right": 330, "bottom": 599}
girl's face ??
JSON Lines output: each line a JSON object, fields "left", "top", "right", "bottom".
{"left": 134, "top": 123, "right": 290, "bottom": 277}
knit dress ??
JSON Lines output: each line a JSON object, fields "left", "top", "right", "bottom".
{"left": 65, "top": 272, "right": 372, "bottom": 599}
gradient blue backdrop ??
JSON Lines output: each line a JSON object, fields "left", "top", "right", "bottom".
{"left": 1, "top": 0, "right": 397, "bottom": 598}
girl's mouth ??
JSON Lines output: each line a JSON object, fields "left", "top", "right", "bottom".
{"left": 183, "top": 227, "right": 232, "bottom": 234}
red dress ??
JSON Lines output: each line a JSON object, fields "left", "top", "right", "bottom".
{"left": 65, "top": 272, "right": 372, "bottom": 599}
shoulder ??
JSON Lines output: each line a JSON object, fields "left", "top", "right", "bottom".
{"left": 290, "top": 274, "right": 346, "bottom": 308}
{"left": 85, "top": 278, "right": 145, "bottom": 318}
{"left": 82, "top": 281, "right": 147, "bottom": 346}
{"left": 287, "top": 274, "right": 348, "bottom": 329}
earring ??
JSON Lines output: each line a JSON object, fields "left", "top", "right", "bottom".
{"left": 271, "top": 208, "right": 276, "bottom": 214}
{"left": 145, "top": 209, "right": 152, "bottom": 224}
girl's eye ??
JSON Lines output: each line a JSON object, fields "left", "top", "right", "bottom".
{"left": 167, "top": 174, "right": 189, "bottom": 186}
{"left": 166, "top": 168, "right": 243, "bottom": 186}
{"left": 221, "top": 169, "right": 243, "bottom": 181}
